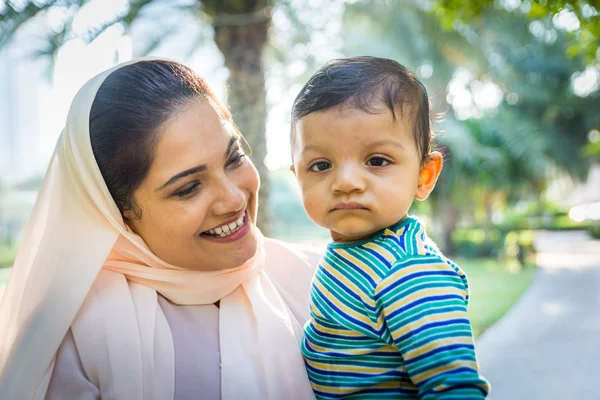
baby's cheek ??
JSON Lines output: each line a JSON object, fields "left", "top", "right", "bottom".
{"left": 302, "top": 197, "right": 327, "bottom": 227}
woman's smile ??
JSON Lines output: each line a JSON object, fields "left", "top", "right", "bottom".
{"left": 200, "top": 210, "right": 251, "bottom": 243}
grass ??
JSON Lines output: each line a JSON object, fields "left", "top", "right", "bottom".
{"left": 0, "top": 243, "right": 18, "bottom": 268}
{"left": 458, "top": 258, "right": 537, "bottom": 338}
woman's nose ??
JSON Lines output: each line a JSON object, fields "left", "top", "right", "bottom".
{"left": 331, "top": 164, "right": 366, "bottom": 194}
{"left": 212, "top": 176, "right": 246, "bottom": 216}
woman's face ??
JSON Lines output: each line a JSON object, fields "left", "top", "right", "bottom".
{"left": 125, "top": 99, "right": 260, "bottom": 271}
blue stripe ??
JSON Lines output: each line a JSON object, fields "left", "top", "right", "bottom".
{"left": 312, "top": 286, "right": 374, "bottom": 333}
{"left": 376, "top": 270, "right": 458, "bottom": 298}
{"left": 396, "top": 318, "right": 472, "bottom": 343}
{"left": 329, "top": 250, "right": 377, "bottom": 286}
{"left": 408, "top": 343, "right": 476, "bottom": 364}
{"left": 385, "top": 294, "right": 465, "bottom": 319}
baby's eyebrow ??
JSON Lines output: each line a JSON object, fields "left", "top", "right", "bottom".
{"left": 300, "top": 144, "right": 328, "bottom": 156}
{"left": 365, "top": 139, "right": 404, "bottom": 149}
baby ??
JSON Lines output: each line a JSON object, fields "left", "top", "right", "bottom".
{"left": 290, "top": 56, "right": 490, "bottom": 399}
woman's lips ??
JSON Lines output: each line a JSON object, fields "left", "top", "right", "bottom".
{"left": 204, "top": 211, "right": 246, "bottom": 236}
{"left": 200, "top": 212, "right": 251, "bottom": 243}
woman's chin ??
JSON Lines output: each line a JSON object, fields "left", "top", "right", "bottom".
{"left": 200, "top": 224, "right": 259, "bottom": 270}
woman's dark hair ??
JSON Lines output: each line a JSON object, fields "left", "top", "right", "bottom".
{"left": 291, "top": 56, "right": 433, "bottom": 163}
{"left": 90, "top": 60, "right": 230, "bottom": 219}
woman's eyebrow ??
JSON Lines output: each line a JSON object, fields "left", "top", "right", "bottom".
{"left": 225, "top": 136, "right": 237, "bottom": 157}
{"left": 156, "top": 137, "right": 238, "bottom": 192}
{"left": 157, "top": 165, "right": 208, "bottom": 191}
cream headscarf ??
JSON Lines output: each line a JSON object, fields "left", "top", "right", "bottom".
{"left": 0, "top": 58, "right": 315, "bottom": 400}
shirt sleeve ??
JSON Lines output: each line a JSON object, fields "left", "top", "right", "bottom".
{"left": 45, "top": 329, "right": 100, "bottom": 400}
{"left": 373, "top": 255, "right": 490, "bottom": 399}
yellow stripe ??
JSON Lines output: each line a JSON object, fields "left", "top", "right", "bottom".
{"left": 362, "top": 241, "right": 398, "bottom": 264}
{"left": 415, "top": 225, "right": 428, "bottom": 253}
{"left": 334, "top": 249, "right": 382, "bottom": 281}
{"left": 305, "top": 358, "right": 398, "bottom": 374}
{"left": 403, "top": 336, "right": 475, "bottom": 359}
{"left": 310, "top": 303, "right": 326, "bottom": 319}
{"left": 311, "top": 318, "right": 363, "bottom": 337}
{"left": 412, "top": 360, "right": 479, "bottom": 383}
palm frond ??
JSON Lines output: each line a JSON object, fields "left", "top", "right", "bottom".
{"left": 0, "top": 1, "right": 59, "bottom": 48}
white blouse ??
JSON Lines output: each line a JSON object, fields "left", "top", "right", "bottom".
{"left": 47, "top": 299, "right": 221, "bottom": 399}
{"left": 45, "top": 242, "right": 321, "bottom": 399}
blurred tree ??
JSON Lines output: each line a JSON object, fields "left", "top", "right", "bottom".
{"left": 430, "top": 0, "right": 600, "bottom": 65}
{"left": 341, "top": 0, "right": 599, "bottom": 251}
{"left": 0, "top": 0, "right": 275, "bottom": 233}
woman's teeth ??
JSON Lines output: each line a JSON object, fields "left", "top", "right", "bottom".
{"left": 206, "top": 213, "right": 245, "bottom": 237}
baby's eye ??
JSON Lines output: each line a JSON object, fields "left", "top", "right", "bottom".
{"left": 366, "top": 157, "right": 390, "bottom": 167}
{"left": 309, "top": 161, "right": 331, "bottom": 172}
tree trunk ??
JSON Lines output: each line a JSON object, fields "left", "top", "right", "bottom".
{"left": 483, "top": 191, "right": 493, "bottom": 239}
{"left": 213, "top": 18, "right": 271, "bottom": 235}
{"left": 441, "top": 203, "right": 458, "bottom": 255}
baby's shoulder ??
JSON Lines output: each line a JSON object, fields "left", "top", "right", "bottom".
{"left": 379, "top": 230, "right": 463, "bottom": 275}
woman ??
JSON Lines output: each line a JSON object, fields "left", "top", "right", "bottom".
{"left": 0, "top": 58, "right": 319, "bottom": 399}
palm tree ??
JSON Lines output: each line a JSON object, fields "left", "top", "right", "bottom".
{"left": 340, "top": 0, "right": 596, "bottom": 252}
{"left": 0, "top": 0, "right": 275, "bottom": 233}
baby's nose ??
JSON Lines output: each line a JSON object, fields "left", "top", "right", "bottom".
{"left": 332, "top": 164, "right": 366, "bottom": 194}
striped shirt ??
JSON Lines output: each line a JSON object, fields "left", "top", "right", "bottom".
{"left": 302, "top": 216, "right": 490, "bottom": 399}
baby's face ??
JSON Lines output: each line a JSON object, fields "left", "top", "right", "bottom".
{"left": 292, "top": 105, "right": 423, "bottom": 242}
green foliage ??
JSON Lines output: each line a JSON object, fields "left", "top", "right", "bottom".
{"left": 588, "top": 221, "right": 600, "bottom": 238}
{"left": 0, "top": 241, "right": 18, "bottom": 268}
{"left": 452, "top": 212, "right": 590, "bottom": 259}
{"left": 582, "top": 140, "right": 600, "bottom": 158}
{"left": 451, "top": 227, "right": 535, "bottom": 261}
{"left": 452, "top": 229, "right": 506, "bottom": 258}
{"left": 431, "top": 0, "right": 600, "bottom": 65}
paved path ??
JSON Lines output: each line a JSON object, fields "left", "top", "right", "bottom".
{"left": 476, "top": 230, "right": 600, "bottom": 400}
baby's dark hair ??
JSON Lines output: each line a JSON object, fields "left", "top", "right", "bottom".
{"left": 291, "top": 56, "right": 433, "bottom": 163}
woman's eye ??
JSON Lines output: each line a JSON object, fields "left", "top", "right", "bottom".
{"left": 227, "top": 151, "right": 246, "bottom": 168}
{"left": 366, "top": 157, "right": 390, "bottom": 167}
{"left": 309, "top": 161, "right": 331, "bottom": 172}
{"left": 174, "top": 182, "right": 200, "bottom": 198}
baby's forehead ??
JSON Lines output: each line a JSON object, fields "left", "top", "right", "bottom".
{"left": 312, "top": 99, "right": 415, "bottom": 120}
{"left": 294, "top": 104, "right": 419, "bottom": 151}
{"left": 297, "top": 102, "right": 416, "bottom": 132}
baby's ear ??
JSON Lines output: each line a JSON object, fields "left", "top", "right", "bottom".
{"left": 289, "top": 164, "right": 296, "bottom": 176}
{"left": 415, "top": 151, "right": 443, "bottom": 201}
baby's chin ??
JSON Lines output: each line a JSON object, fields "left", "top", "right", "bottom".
{"left": 329, "top": 225, "right": 383, "bottom": 243}
{"left": 328, "top": 215, "right": 408, "bottom": 243}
